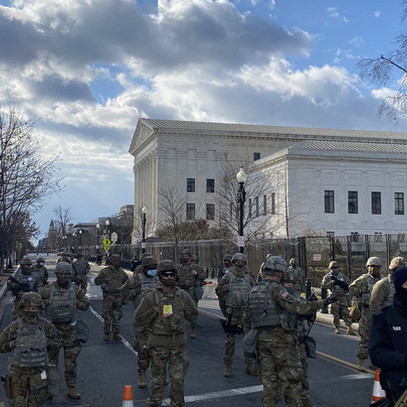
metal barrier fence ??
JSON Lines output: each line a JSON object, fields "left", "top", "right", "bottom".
{"left": 82, "top": 233, "right": 407, "bottom": 286}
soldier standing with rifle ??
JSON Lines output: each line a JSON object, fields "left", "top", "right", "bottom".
{"left": 39, "top": 261, "right": 89, "bottom": 400}
{"left": 72, "top": 253, "right": 90, "bottom": 292}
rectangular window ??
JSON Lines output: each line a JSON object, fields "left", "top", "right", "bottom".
{"left": 248, "top": 198, "right": 252, "bottom": 218}
{"left": 271, "top": 192, "right": 276, "bottom": 215}
{"left": 187, "top": 178, "right": 195, "bottom": 193}
{"left": 206, "top": 179, "right": 215, "bottom": 193}
{"left": 348, "top": 191, "right": 358, "bottom": 214}
{"left": 395, "top": 192, "right": 404, "bottom": 215}
{"left": 206, "top": 204, "right": 215, "bottom": 220}
{"left": 255, "top": 197, "right": 259, "bottom": 217}
{"left": 372, "top": 192, "right": 381, "bottom": 214}
{"left": 186, "top": 203, "right": 195, "bottom": 220}
{"left": 254, "top": 152, "right": 261, "bottom": 161}
{"left": 324, "top": 190, "right": 334, "bottom": 213}
{"left": 263, "top": 195, "right": 267, "bottom": 216}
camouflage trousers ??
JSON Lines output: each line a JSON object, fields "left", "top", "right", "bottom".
{"left": 51, "top": 323, "right": 81, "bottom": 386}
{"left": 133, "top": 330, "right": 151, "bottom": 373}
{"left": 7, "top": 366, "right": 48, "bottom": 407}
{"left": 102, "top": 294, "right": 123, "bottom": 335}
{"left": 184, "top": 288, "right": 198, "bottom": 329}
{"left": 148, "top": 346, "right": 188, "bottom": 407}
{"left": 329, "top": 299, "right": 353, "bottom": 329}
{"left": 75, "top": 275, "right": 87, "bottom": 292}
{"left": 258, "top": 328, "right": 304, "bottom": 407}
{"left": 357, "top": 309, "right": 371, "bottom": 360}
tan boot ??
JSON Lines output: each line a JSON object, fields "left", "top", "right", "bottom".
{"left": 357, "top": 358, "right": 367, "bottom": 372}
{"left": 67, "top": 386, "right": 81, "bottom": 399}
{"left": 138, "top": 370, "right": 147, "bottom": 388}
{"left": 191, "top": 328, "right": 197, "bottom": 339}
{"left": 224, "top": 365, "right": 232, "bottom": 378}
{"left": 347, "top": 326, "right": 356, "bottom": 336}
{"left": 245, "top": 362, "right": 258, "bottom": 376}
{"left": 334, "top": 328, "right": 340, "bottom": 334}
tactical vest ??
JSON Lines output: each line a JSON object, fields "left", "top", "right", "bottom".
{"left": 47, "top": 283, "right": 76, "bottom": 323}
{"left": 73, "top": 259, "right": 88, "bottom": 276}
{"left": 248, "top": 281, "right": 281, "bottom": 328}
{"left": 139, "top": 273, "right": 159, "bottom": 299}
{"left": 10, "top": 318, "right": 48, "bottom": 368}
{"left": 15, "top": 270, "right": 37, "bottom": 298}
{"left": 151, "top": 288, "right": 187, "bottom": 335}
{"left": 225, "top": 273, "right": 251, "bottom": 308}
{"left": 177, "top": 264, "right": 194, "bottom": 288}
{"left": 360, "top": 274, "right": 378, "bottom": 306}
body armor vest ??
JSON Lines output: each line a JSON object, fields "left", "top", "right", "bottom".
{"left": 47, "top": 283, "right": 76, "bottom": 323}
{"left": 134, "top": 274, "right": 159, "bottom": 308}
{"left": 248, "top": 281, "right": 281, "bottom": 328}
{"left": 360, "top": 274, "right": 378, "bottom": 306}
{"left": 15, "top": 271, "right": 37, "bottom": 298}
{"left": 151, "top": 289, "right": 187, "bottom": 335}
{"left": 177, "top": 264, "right": 194, "bottom": 287}
{"left": 225, "top": 273, "right": 251, "bottom": 308}
{"left": 10, "top": 318, "right": 48, "bottom": 368}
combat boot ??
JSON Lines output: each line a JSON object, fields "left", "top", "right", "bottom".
{"left": 67, "top": 386, "right": 81, "bottom": 399}
{"left": 113, "top": 333, "right": 122, "bottom": 341}
{"left": 346, "top": 326, "right": 356, "bottom": 336}
{"left": 103, "top": 334, "right": 110, "bottom": 341}
{"left": 245, "top": 361, "right": 258, "bottom": 376}
{"left": 138, "top": 370, "right": 147, "bottom": 388}
{"left": 357, "top": 358, "right": 367, "bottom": 372}
{"left": 191, "top": 328, "right": 197, "bottom": 339}
{"left": 224, "top": 365, "right": 232, "bottom": 378}
{"left": 302, "top": 398, "right": 316, "bottom": 407}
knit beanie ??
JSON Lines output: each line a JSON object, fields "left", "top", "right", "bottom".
{"left": 393, "top": 266, "right": 407, "bottom": 290}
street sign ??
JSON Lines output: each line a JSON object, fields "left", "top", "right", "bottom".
{"left": 141, "top": 242, "right": 146, "bottom": 248}
{"left": 237, "top": 236, "right": 245, "bottom": 247}
{"left": 313, "top": 253, "right": 322, "bottom": 261}
{"left": 102, "top": 238, "right": 111, "bottom": 246}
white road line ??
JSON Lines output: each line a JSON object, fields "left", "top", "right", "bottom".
{"left": 341, "top": 373, "right": 373, "bottom": 380}
{"left": 163, "top": 385, "right": 264, "bottom": 405}
{"left": 88, "top": 306, "right": 138, "bottom": 357}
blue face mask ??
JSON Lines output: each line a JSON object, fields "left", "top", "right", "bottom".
{"left": 147, "top": 269, "right": 157, "bottom": 277}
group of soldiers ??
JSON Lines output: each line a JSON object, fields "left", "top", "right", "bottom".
{"left": 1, "top": 249, "right": 405, "bottom": 406}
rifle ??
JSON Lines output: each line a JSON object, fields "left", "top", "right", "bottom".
{"left": 7, "top": 275, "right": 31, "bottom": 297}
{"left": 395, "top": 386, "right": 407, "bottom": 407}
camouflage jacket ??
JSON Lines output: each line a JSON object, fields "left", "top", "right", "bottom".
{"left": 288, "top": 266, "right": 306, "bottom": 294}
{"left": 349, "top": 273, "right": 380, "bottom": 308}
{"left": 177, "top": 263, "right": 206, "bottom": 288}
{"left": 94, "top": 265, "right": 129, "bottom": 295}
{"left": 369, "top": 275, "right": 395, "bottom": 316}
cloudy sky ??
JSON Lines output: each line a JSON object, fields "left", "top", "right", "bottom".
{"left": 1, "top": 0, "right": 406, "bottom": 242}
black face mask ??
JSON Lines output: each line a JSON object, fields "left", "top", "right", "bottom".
{"left": 396, "top": 287, "right": 407, "bottom": 304}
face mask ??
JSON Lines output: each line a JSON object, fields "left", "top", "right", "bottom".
{"left": 57, "top": 277, "right": 70, "bottom": 288}
{"left": 147, "top": 269, "right": 157, "bottom": 277}
{"left": 24, "top": 310, "right": 38, "bottom": 323}
{"left": 161, "top": 278, "right": 176, "bottom": 287}
{"left": 180, "top": 258, "right": 188, "bottom": 264}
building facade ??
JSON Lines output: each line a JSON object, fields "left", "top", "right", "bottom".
{"left": 129, "top": 119, "right": 407, "bottom": 243}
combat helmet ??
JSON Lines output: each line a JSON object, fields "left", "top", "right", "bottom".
{"left": 389, "top": 256, "right": 405, "bottom": 271}
{"left": 223, "top": 254, "right": 232, "bottom": 262}
{"left": 157, "top": 260, "right": 177, "bottom": 276}
{"left": 231, "top": 253, "right": 247, "bottom": 264}
{"left": 18, "top": 292, "right": 43, "bottom": 310}
{"left": 36, "top": 257, "right": 45, "bottom": 263}
{"left": 366, "top": 257, "right": 382, "bottom": 268}
{"left": 263, "top": 256, "right": 288, "bottom": 276}
{"left": 289, "top": 258, "right": 296, "bottom": 266}
{"left": 20, "top": 257, "right": 32, "bottom": 266}
{"left": 142, "top": 256, "right": 158, "bottom": 274}
{"left": 55, "top": 261, "right": 73, "bottom": 274}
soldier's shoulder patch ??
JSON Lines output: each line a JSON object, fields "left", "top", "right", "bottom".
{"left": 281, "top": 290, "right": 289, "bottom": 299}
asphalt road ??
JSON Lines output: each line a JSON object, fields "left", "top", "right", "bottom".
{"left": 0, "top": 255, "right": 375, "bottom": 406}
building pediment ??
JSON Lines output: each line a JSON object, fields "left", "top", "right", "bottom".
{"left": 129, "top": 119, "right": 155, "bottom": 155}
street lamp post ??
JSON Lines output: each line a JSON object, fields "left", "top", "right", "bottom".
{"left": 72, "top": 233, "right": 77, "bottom": 253}
{"left": 141, "top": 206, "right": 147, "bottom": 253}
{"left": 78, "top": 230, "right": 83, "bottom": 251}
{"left": 96, "top": 223, "right": 100, "bottom": 252}
{"left": 236, "top": 168, "right": 247, "bottom": 254}
{"left": 105, "top": 220, "right": 110, "bottom": 238}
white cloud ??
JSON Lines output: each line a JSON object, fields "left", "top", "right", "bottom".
{"left": 374, "top": 10, "right": 381, "bottom": 18}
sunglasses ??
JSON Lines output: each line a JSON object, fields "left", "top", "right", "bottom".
{"left": 161, "top": 271, "right": 176, "bottom": 277}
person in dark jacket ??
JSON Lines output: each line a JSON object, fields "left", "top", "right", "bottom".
{"left": 369, "top": 266, "right": 407, "bottom": 406}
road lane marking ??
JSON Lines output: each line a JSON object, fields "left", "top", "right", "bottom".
{"left": 88, "top": 306, "right": 138, "bottom": 356}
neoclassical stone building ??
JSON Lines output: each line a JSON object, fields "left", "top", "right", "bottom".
{"left": 129, "top": 118, "right": 407, "bottom": 243}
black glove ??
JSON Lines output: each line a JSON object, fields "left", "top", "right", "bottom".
{"left": 307, "top": 293, "right": 318, "bottom": 301}
{"left": 334, "top": 279, "right": 349, "bottom": 291}
{"left": 324, "top": 294, "right": 337, "bottom": 306}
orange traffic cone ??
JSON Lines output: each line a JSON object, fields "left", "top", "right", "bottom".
{"left": 371, "top": 370, "right": 386, "bottom": 403}
{"left": 122, "top": 385, "right": 134, "bottom": 407}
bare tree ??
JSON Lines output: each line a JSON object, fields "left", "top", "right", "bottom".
{"left": 0, "top": 104, "right": 61, "bottom": 269}
{"left": 54, "top": 206, "right": 72, "bottom": 238}
{"left": 358, "top": 2, "right": 407, "bottom": 119}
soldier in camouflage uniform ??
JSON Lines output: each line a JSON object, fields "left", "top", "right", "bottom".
{"left": 34, "top": 257, "right": 48, "bottom": 288}
{"left": 39, "top": 262, "right": 89, "bottom": 399}
{"left": 218, "top": 254, "right": 232, "bottom": 282}
{"left": 8, "top": 257, "right": 42, "bottom": 316}
{"left": 349, "top": 256, "right": 382, "bottom": 372}
{"left": 321, "top": 261, "right": 355, "bottom": 335}
{"left": 258, "top": 254, "right": 272, "bottom": 282}
{"left": 121, "top": 256, "right": 159, "bottom": 388}
{"left": 288, "top": 258, "right": 306, "bottom": 295}
{"left": 0, "top": 292, "right": 61, "bottom": 407}
{"left": 245, "top": 256, "right": 336, "bottom": 407}
{"left": 72, "top": 253, "right": 90, "bottom": 292}
{"left": 94, "top": 254, "right": 128, "bottom": 341}
{"left": 56, "top": 252, "right": 71, "bottom": 264}
{"left": 177, "top": 249, "right": 206, "bottom": 338}
{"left": 134, "top": 252, "right": 154, "bottom": 274}
{"left": 370, "top": 256, "right": 404, "bottom": 316}
{"left": 215, "top": 253, "right": 256, "bottom": 378}
{"left": 135, "top": 260, "right": 197, "bottom": 407}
